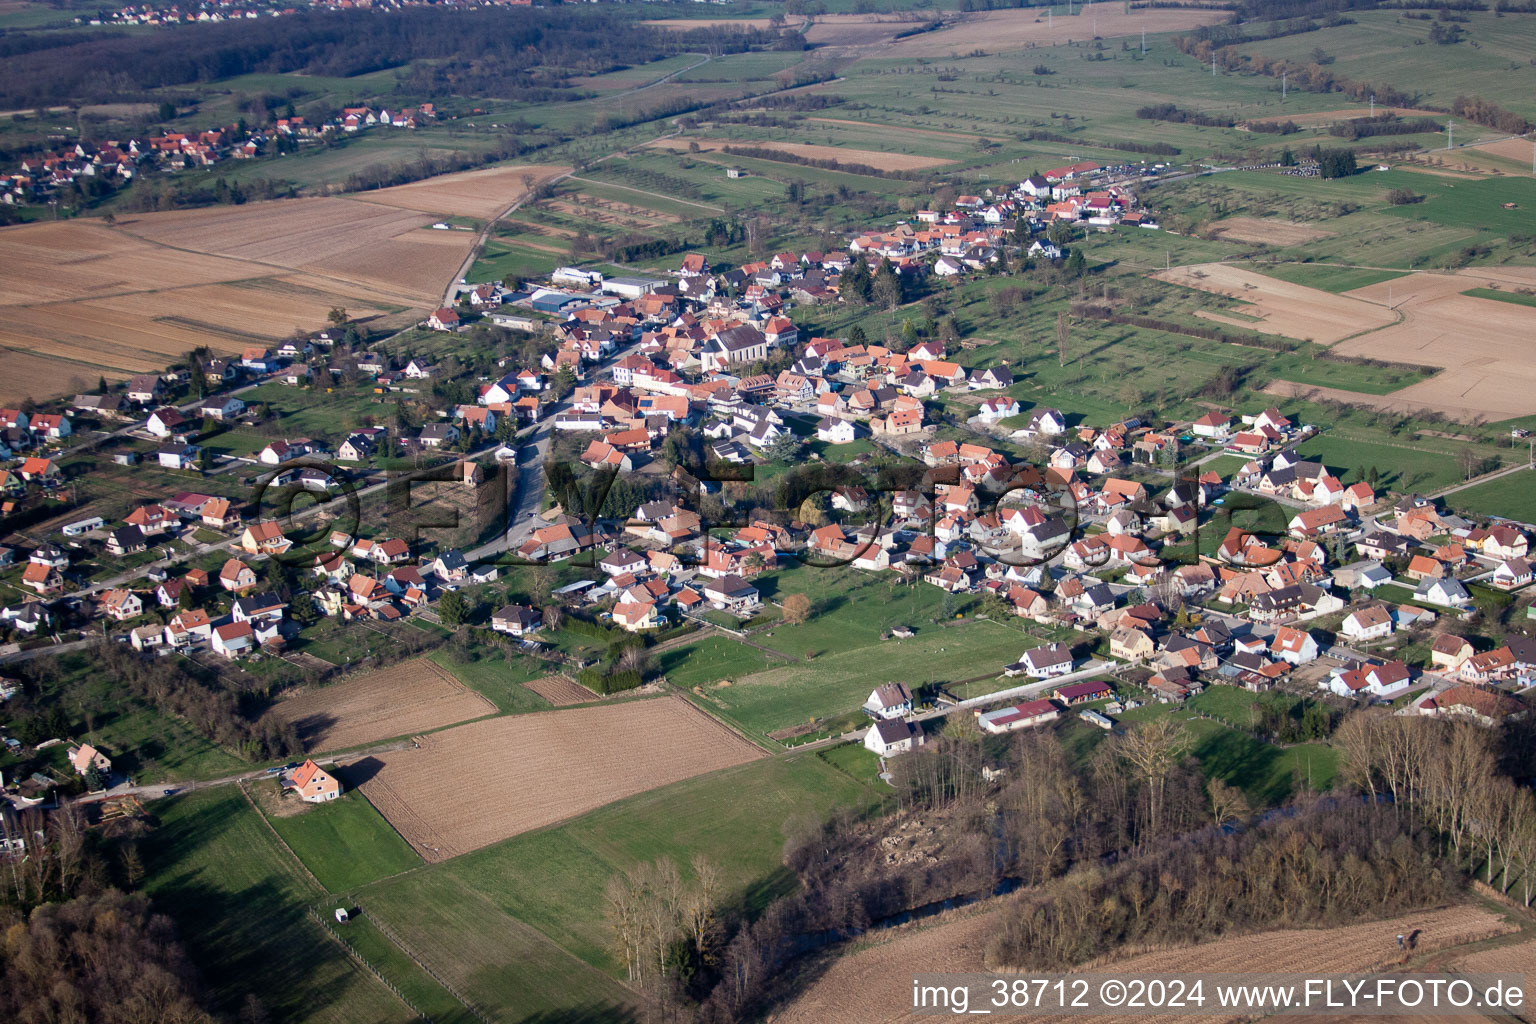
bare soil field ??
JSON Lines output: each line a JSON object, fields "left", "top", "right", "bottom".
{"left": 776, "top": 903, "right": 1516, "bottom": 1024}
{"left": 1448, "top": 936, "right": 1536, "bottom": 975}
{"left": 265, "top": 658, "right": 496, "bottom": 753}
{"left": 871, "top": 3, "right": 1227, "bottom": 57}
{"left": 1330, "top": 268, "right": 1536, "bottom": 419}
{"left": 524, "top": 675, "right": 600, "bottom": 706}
{"left": 648, "top": 136, "right": 952, "bottom": 170}
{"left": 0, "top": 163, "right": 557, "bottom": 403}
{"left": 351, "top": 164, "right": 567, "bottom": 220}
{"left": 1209, "top": 216, "right": 1334, "bottom": 246}
{"left": 357, "top": 696, "right": 764, "bottom": 860}
{"left": 1153, "top": 263, "right": 1396, "bottom": 344}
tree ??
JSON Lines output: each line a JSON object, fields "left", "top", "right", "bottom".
{"left": 1118, "top": 716, "right": 1188, "bottom": 836}
{"left": 438, "top": 590, "right": 469, "bottom": 626}
{"left": 1207, "top": 778, "right": 1249, "bottom": 826}
{"left": 327, "top": 306, "right": 349, "bottom": 328}
{"left": 782, "top": 593, "right": 811, "bottom": 624}
{"left": 873, "top": 258, "right": 904, "bottom": 310}
{"left": 1056, "top": 310, "right": 1069, "bottom": 367}
{"left": 1065, "top": 248, "right": 1087, "bottom": 277}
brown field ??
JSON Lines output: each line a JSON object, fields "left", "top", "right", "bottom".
{"left": 1329, "top": 268, "right": 1536, "bottom": 419}
{"left": 1153, "top": 263, "right": 1396, "bottom": 344}
{"left": 0, "top": 164, "right": 562, "bottom": 404}
{"left": 776, "top": 903, "right": 1516, "bottom": 1024}
{"left": 351, "top": 163, "right": 566, "bottom": 220}
{"left": 265, "top": 658, "right": 496, "bottom": 753}
{"left": 648, "top": 136, "right": 952, "bottom": 170}
{"left": 524, "top": 675, "right": 600, "bottom": 706}
{"left": 866, "top": 2, "right": 1227, "bottom": 57}
{"left": 357, "top": 696, "right": 764, "bottom": 860}
{"left": 1448, "top": 936, "right": 1536, "bottom": 975}
{"left": 1209, "top": 216, "right": 1333, "bottom": 246}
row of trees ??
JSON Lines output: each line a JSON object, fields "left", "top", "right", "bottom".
{"left": 604, "top": 855, "right": 724, "bottom": 990}
{"left": 1333, "top": 712, "right": 1536, "bottom": 904}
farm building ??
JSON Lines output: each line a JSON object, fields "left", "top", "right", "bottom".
{"left": 978, "top": 698, "right": 1060, "bottom": 734}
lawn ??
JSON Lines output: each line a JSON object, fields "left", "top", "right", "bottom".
{"left": 260, "top": 786, "right": 421, "bottom": 893}
{"left": 1296, "top": 434, "right": 1464, "bottom": 493}
{"left": 359, "top": 754, "right": 876, "bottom": 982}
{"left": 1445, "top": 468, "right": 1536, "bottom": 525}
{"left": 143, "top": 789, "right": 413, "bottom": 1024}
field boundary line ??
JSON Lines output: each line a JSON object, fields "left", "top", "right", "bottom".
{"left": 309, "top": 907, "right": 434, "bottom": 1023}
{"left": 236, "top": 779, "right": 328, "bottom": 893}
{"left": 356, "top": 907, "right": 493, "bottom": 1024}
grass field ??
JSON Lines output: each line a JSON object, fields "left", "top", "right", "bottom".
{"left": 360, "top": 753, "right": 876, "bottom": 980}
{"left": 1444, "top": 469, "right": 1536, "bottom": 525}
{"left": 429, "top": 646, "right": 554, "bottom": 714}
{"left": 1296, "top": 433, "right": 1465, "bottom": 493}
{"left": 1462, "top": 287, "right": 1536, "bottom": 309}
{"left": 144, "top": 789, "right": 413, "bottom": 1024}
{"left": 261, "top": 786, "right": 421, "bottom": 893}
{"left": 1259, "top": 264, "right": 1411, "bottom": 294}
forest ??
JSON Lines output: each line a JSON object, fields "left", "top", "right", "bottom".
{"left": 0, "top": 9, "right": 787, "bottom": 108}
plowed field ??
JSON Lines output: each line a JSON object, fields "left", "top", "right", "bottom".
{"left": 358, "top": 696, "right": 763, "bottom": 860}
{"left": 775, "top": 903, "right": 1516, "bottom": 1023}
{"left": 265, "top": 658, "right": 495, "bottom": 752}
{"left": 524, "top": 675, "right": 600, "bottom": 706}
{"left": 0, "top": 163, "right": 561, "bottom": 404}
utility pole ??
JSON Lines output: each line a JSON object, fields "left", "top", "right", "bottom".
{"left": 1141, "top": 29, "right": 1146, "bottom": 54}
{"left": 1447, "top": 120, "right": 1453, "bottom": 150}
{"left": 1282, "top": 69, "right": 1286, "bottom": 100}
{"left": 1370, "top": 93, "right": 1375, "bottom": 116}
{"left": 1212, "top": 51, "right": 1217, "bottom": 76}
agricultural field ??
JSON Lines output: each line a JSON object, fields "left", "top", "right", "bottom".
{"left": 1154, "top": 262, "right": 1396, "bottom": 344}
{"left": 359, "top": 753, "right": 877, "bottom": 980}
{"left": 1444, "top": 469, "right": 1536, "bottom": 526}
{"left": 263, "top": 658, "right": 497, "bottom": 753}
{"left": 775, "top": 902, "right": 1518, "bottom": 1023}
{"left": 356, "top": 695, "right": 765, "bottom": 860}
{"left": 523, "top": 674, "right": 600, "bottom": 706}
{"left": 647, "top": 135, "right": 954, "bottom": 171}
{"left": 144, "top": 788, "right": 415, "bottom": 1024}
{"left": 0, "top": 163, "right": 561, "bottom": 404}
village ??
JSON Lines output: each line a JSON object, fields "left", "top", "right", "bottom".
{"left": 3, "top": 102, "right": 437, "bottom": 208}
{"left": 1, "top": 162, "right": 1532, "bottom": 795}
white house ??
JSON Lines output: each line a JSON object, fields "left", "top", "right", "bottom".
{"left": 976, "top": 396, "right": 1021, "bottom": 422}
{"left": 864, "top": 718, "right": 924, "bottom": 756}
{"left": 1414, "top": 577, "right": 1471, "bottom": 608}
{"left": 816, "top": 417, "right": 860, "bottom": 445}
{"left": 862, "top": 683, "right": 913, "bottom": 720}
{"left": 1339, "top": 605, "right": 1394, "bottom": 642}
{"left": 1271, "top": 626, "right": 1319, "bottom": 665}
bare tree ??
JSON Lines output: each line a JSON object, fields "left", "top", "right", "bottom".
{"left": 1118, "top": 717, "right": 1189, "bottom": 838}
{"left": 1056, "top": 310, "right": 1068, "bottom": 367}
{"left": 1207, "top": 778, "right": 1250, "bottom": 826}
